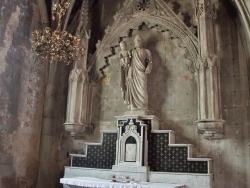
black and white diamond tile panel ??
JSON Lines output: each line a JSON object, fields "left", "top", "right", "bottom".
{"left": 72, "top": 133, "right": 117, "bottom": 169}
{"left": 71, "top": 131, "right": 209, "bottom": 174}
{"left": 148, "top": 133, "right": 208, "bottom": 173}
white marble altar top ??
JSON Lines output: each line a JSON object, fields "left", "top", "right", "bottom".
{"left": 60, "top": 177, "right": 184, "bottom": 188}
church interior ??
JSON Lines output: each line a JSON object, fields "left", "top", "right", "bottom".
{"left": 0, "top": 0, "right": 250, "bottom": 187}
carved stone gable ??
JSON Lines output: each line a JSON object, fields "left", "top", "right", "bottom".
{"left": 91, "top": 0, "right": 199, "bottom": 80}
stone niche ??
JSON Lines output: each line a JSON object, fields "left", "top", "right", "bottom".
{"left": 91, "top": 23, "right": 197, "bottom": 134}
{"left": 63, "top": 0, "right": 225, "bottom": 140}
{"left": 90, "top": 0, "right": 225, "bottom": 140}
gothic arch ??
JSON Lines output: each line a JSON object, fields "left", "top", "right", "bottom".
{"left": 90, "top": 0, "right": 199, "bottom": 79}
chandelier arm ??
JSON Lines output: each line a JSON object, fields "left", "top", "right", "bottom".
{"left": 32, "top": 0, "right": 85, "bottom": 63}
{"left": 51, "top": 0, "right": 60, "bottom": 29}
{"left": 37, "top": 0, "right": 49, "bottom": 27}
{"left": 63, "top": 0, "right": 76, "bottom": 31}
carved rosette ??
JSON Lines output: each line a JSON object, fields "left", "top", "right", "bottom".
{"left": 133, "top": 0, "right": 155, "bottom": 13}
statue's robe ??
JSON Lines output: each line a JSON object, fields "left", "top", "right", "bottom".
{"left": 119, "top": 51, "right": 131, "bottom": 102}
{"left": 125, "top": 48, "right": 152, "bottom": 110}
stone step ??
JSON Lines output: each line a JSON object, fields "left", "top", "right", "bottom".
{"left": 70, "top": 129, "right": 211, "bottom": 174}
{"left": 151, "top": 130, "right": 176, "bottom": 144}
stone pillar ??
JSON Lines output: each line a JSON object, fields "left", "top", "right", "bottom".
{"left": 195, "top": 0, "right": 225, "bottom": 139}
{"left": 64, "top": 29, "right": 93, "bottom": 137}
{"left": 64, "top": 66, "right": 86, "bottom": 136}
{"left": 196, "top": 57, "right": 208, "bottom": 120}
{"left": 37, "top": 62, "right": 59, "bottom": 188}
{"left": 64, "top": 0, "right": 93, "bottom": 137}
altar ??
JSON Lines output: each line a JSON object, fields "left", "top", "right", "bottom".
{"left": 60, "top": 177, "right": 185, "bottom": 188}
{"left": 62, "top": 1, "right": 214, "bottom": 188}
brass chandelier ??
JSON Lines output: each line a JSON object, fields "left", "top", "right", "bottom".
{"left": 32, "top": 0, "right": 84, "bottom": 63}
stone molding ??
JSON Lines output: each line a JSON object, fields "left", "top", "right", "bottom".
{"left": 195, "top": 54, "right": 224, "bottom": 139}
{"left": 197, "top": 119, "right": 225, "bottom": 139}
{"left": 64, "top": 123, "right": 84, "bottom": 137}
{"left": 63, "top": 167, "right": 212, "bottom": 188}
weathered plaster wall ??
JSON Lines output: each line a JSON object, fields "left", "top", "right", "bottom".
{"left": 36, "top": 62, "right": 71, "bottom": 188}
{"left": 0, "top": 1, "right": 71, "bottom": 188}
{"left": 89, "top": 0, "right": 125, "bottom": 52}
{"left": 0, "top": 1, "right": 46, "bottom": 187}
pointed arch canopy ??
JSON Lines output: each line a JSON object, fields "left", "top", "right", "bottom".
{"left": 90, "top": 0, "right": 199, "bottom": 79}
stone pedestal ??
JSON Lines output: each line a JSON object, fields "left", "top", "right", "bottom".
{"left": 64, "top": 123, "right": 85, "bottom": 137}
{"left": 197, "top": 119, "right": 225, "bottom": 139}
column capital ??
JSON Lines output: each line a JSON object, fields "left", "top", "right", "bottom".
{"left": 69, "top": 68, "right": 86, "bottom": 83}
{"left": 196, "top": 0, "right": 217, "bottom": 19}
{"left": 207, "top": 54, "right": 219, "bottom": 68}
{"left": 195, "top": 56, "right": 208, "bottom": 71}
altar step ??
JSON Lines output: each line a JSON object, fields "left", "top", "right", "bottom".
{"left": 70, "top": 130, "right": 211, "bottom": 174}
{"left": 60, "top": 176, "right": 185, "bottom": 188}
{"left": 70, "top": 131, "right": 117, "bottom": 169}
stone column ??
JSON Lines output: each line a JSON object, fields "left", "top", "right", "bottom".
{"left": 64, "top": 66, "right": 86, "bottom": 137}
{"left": 64, "top": 29, "right": 93, "bottom": 136}
{"left": 37, "top": 62, "right": 59, "bottom": 188}
{"left": 195, "top": 0, "right": 225, "bottom": 139}
{"left": 64, "top": 0, "right": 93, "bottom": 137}
{"left": 196, "top": 57, "right": 208, "bottom": 120}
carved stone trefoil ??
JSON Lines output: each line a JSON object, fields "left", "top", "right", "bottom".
{"left": 134, "top": 0, "right": 156, "bottom": 13}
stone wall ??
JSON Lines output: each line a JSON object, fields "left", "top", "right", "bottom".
{"left": 89, "top": 0, "right": 126, "bottom": 53}
{"left": 0, "top": 1, "right": 71, "bottom": 188}
{"left": 0, "top": 1, "right": 45, "bottom": 187}
{"left": 200, "top": 1, "right": 250, "bottom": 187}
